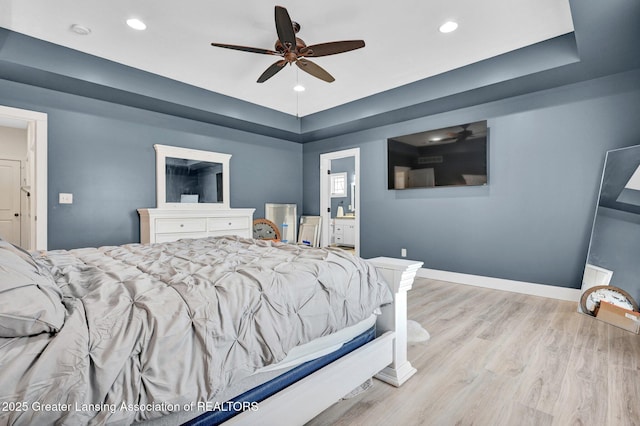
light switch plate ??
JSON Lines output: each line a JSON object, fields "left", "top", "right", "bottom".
{"left": 59, "top": 193, "right": 73, "bottom": 204}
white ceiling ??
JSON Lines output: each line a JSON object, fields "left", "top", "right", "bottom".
{"left": 0, "top": 0, "right": 574, "bottom": 117}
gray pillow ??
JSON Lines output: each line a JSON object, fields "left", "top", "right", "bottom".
{"left": 0, "top": 240, "right": 65, "bottom": 337}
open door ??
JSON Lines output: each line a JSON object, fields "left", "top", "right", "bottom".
{"left": 0, "top": 105, "right": 48, "bottom": 250}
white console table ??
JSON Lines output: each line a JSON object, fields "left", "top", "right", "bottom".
{"left": 138, "top": 208, "right": 255, "bottom": 244}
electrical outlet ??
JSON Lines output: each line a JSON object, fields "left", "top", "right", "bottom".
{"left": 59, "top": 193, "right": 73, "bottom": 204}
{"left": 401, "top": 248, "right": 407, "bottom": 257}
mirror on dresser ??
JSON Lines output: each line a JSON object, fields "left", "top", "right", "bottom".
{"left": 155, "top": 144, "right": 230, "bottom": 209}
{"left": 580, "top": 144, "right": 640, "bottom": 315}
{"left": 138, "top": 145, "right": 254, "bottom": 244}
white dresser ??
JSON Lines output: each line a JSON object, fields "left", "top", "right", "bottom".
{"left": 333, "top": 217, "right": 356, "bottom": 247}
{"left": 138, "top": 208, "right": 255, "bottom": 244}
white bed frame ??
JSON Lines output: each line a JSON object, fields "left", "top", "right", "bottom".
{"left": 227, "top": 257, "right": 423, "bottom": 425}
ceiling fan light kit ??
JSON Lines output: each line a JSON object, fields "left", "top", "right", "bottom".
{"left": 126, "top": 18, "right": 147, "bottom": 31}
{"left": 211, "top": 6, "right": 365, "bottom": 83}
{"left": 439, "top": 21, "right": 458, "bottom": 33}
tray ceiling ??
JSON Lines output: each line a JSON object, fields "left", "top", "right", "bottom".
{"left": 0, "top": 0, "right": 574, "bottom": 117}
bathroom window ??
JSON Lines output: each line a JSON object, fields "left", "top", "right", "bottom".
{"left": 330, "top": 172, "right": 347, "bottom": 197}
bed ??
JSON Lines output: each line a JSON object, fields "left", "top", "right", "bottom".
{"left": 0, "top": 236, "right": 422, "bottom": 425}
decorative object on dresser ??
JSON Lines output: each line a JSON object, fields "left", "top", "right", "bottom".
{"left": 138, "top": 144, "right": 255, "bottom": 244}
{"left": 253, "top": 218, "right": 281, "bottom": 241}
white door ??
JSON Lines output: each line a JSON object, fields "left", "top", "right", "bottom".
{"left": 0, "top": 158, "right": 21, "bottom": 245}
{"left": 0, "top": 105, "right": 48, "bottom": 250}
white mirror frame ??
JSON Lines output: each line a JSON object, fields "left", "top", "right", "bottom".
{"left": 155, "top": 144, "right": 231, "bottom": 210}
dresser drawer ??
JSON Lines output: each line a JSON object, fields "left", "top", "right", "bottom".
{"left": 139, "top": 208, "right": 255, "bottom": 245}
{"left": 208, "top": 217, "right": 249, "bottom": 231}
{"left": 156, "top": 218, "right": 206, "bottom": 234}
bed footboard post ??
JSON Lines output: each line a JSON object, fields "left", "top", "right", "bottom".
{"left": 368, "top": 257, "right": 423, "bottom": 387}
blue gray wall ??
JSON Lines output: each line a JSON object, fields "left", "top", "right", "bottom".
{"left": 0, "top": 79, "right": 302, "bottom": 250}
{"left": 3, "top": 68, "right": 639, "bottom": 288}
{"left": 303, "top": 69, "right": 640, "bottom": 289}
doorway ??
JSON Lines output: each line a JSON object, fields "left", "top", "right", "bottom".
{"left": 319, "top": 148, "right": 360, "bottom": 256}
{"left": 0, "top": 105, "right": 48, "bottom": 250}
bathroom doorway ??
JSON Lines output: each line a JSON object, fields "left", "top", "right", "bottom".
{"left": 319, "top": 148, "right": 360, "bottom": 256}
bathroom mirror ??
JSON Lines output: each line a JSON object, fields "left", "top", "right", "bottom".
{"left": 330, "top": 157, "right": 355, "bottom": 218}
{"left": 155, "top": 144, "right": 230, "bottom": 209}
{"left": 580, "top": 144, "right": 640, "bottom": 312}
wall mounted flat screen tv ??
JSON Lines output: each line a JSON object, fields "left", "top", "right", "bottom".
{"left": 387, "top": 120, "right": 488, "bottom": 189}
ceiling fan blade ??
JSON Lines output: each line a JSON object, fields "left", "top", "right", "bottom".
{"left": 301, "top": 40, "right": 365, "bottom": 57}
{"left": 296, "top": 59, "right": 335, "bottom": 83}
{"left": 211, "top": 43, "right": 279, "bottom": 56}
{"left": 257, "top": 60, "right": 287, "bottom": 83}
{"left": 275, "top": 6, "right": 297, "bottom": 48}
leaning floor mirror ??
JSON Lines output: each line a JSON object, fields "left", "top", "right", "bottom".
{"left": 580, "top": 145, "right": 640, "bottom": 331}
{"left": 265, "top": 203, "right": 297, "bottom": 244}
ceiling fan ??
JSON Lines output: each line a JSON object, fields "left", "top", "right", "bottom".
{"left": 211, "top": 6, "right": 365, "bottom": 83}
{"left": 440, "top": 124, "right": 474, "bottom": 143}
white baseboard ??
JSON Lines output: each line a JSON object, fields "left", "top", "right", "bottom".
{"left": 416, "top": 268, "right": 581, "bottom": 302}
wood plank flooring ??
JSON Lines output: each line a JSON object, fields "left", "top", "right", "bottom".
{"left": 307, "top": 278, "right": 640, "bottom": 426}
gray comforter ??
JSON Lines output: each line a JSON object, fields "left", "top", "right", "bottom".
{"left": 0, "top": 236, "right": 391, "bottom": 425}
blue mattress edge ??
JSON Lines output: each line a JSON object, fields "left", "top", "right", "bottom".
{"left": 184, "top": 325, "right": 376, "bottom": 426}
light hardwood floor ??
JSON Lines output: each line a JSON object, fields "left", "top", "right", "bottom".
{"left": 307, "top": 278, "right": 640, "bottom": 426}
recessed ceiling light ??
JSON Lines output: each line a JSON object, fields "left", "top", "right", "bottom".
{"left": 126, "top": 18, "right": 147, "bottom": 31}
{"left": 69, "top": 24, "right": 91, "bottom": 36}
{"left": 439, "top": 21, "right": 458, "bottom": 33}
{"left": 293, "top": 84, "right": 305, "bottom": 92}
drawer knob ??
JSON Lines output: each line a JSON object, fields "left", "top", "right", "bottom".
{"left": 180, "top": 224, "right": 184, "bottom": 228}
{"left": 228, "top": 222, "right": 232, "bottom": 226}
